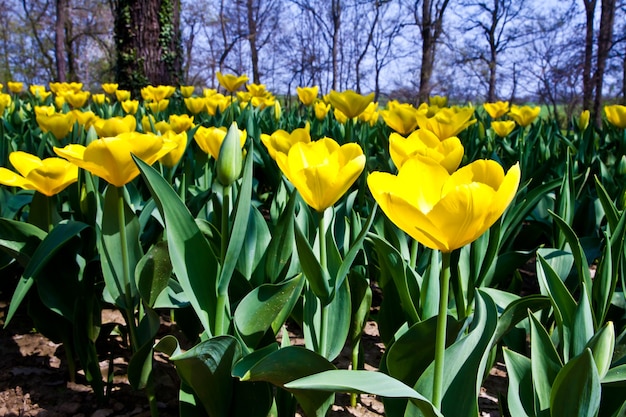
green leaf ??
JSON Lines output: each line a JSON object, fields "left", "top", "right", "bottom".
{"left": 529, "top": 313, "right": 563, "bottom": 415}
{"left": 0, "top": 218, "right": 46, "bottom": 265}
{"left": 234, "top": 346, "right": 336, "bottom": 417}
{"left": 5, "top": 220, "right": 88, "bottom": 326}
{"left": 234, "top": 274, "right": 305, "bottom": 349}
{"left": 572, "top": 283, "right": 595, "bottom": 358}
{"left": 602, "top": 364, "right": 626, "bottom": 385}
{"left": 295, "top": 221, "right": 332, "bottom": 304}
{"left": 550, "top": 349, "right": 601, "bottom": 417}
{"left": 236, "top": 205, "right": 271, "bottom": 281}
{"left": 285, "top": 370, "right": 442, "bottom": 417}
{"left": 128, "top": 307, "right": 161, "bottom": 389}
{"left": 594, "top": 176, "right": 619, "bottom": 231}
{"left": 502, "top": 348, "right": 534, "bottom": 417}
{"left": 136, "top": 241, "right": 172, "bottom": 308}
{"left": 413, "top": 291, "right": 498, "bottom": 417}
{"left": 135, "top": 156, "right": 218, "bottom": 335}
{"left": 493, "top": 293, "right": 551, "bottom": 344}
{"left": 586, "top": 321, "right": 615, "bottom": 379}
{"left": 265, "top": 188, "right": 298, "bottom": 282}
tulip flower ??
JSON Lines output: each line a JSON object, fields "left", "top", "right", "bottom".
{"left": 147, "top": 99, "right": 169, "bottom": 113}
{"left": 29, "top": 85, "right": 52, "bottom": 102}
{"left": 389, "top": 130, "right": 464, "bottom": 173}
{"left": 121, "top": 100, "right": 139, "bottom": 115}
{"left": 194, "top": 125, "right": 246, "bottom": 160}
{"left": 313, "top": 100, "right": 331, "bottom": 120}
{"left": 261, "top": 124, "right": 311, "bottom": 160}
{"left": 62, "top": 91, "right": 90, "bottom": 108}
{"left": 368, "top": 157, "right": 520, "bottom": 252}
{"left": 380, "top": 101, "right": 421, "bottom": 135}
{"left": 102, "top": 83, "right": 119, "bottom": 95}
{"left": 296, "top": 86, "right": 319, "bottom": 106}
{"left": 54, "top": 132, "right": 176, "bottom": 187}
{"left": 0, "top": 83, "right": 3, "bottom": 92}
{"left": 184, "top": 97, "right": 208, "bottom": 114}
{"left": 71, "top": 110, "right": 98, "bottom": 129}
{"left": 93, "top": 115, "right": 137, "bottom": 137}
{"left": 429, "top": 95, "right": 448, "bottom": 108}
{"left": 604, "top": 104, "right": 626, "bottom": 129}
{"left": 50, "top": 82, "right": 83, "bottom": 94}
{"left": 275, "top": 137, "right": 366, "bottom": 212}
{"left": 246, "top": 83, "right": 269, "bottom": 98}
{"left": 168, "top": 114, "right": 194, "bottom": 133}
{"left": 358, "top": 102, "right": 380, "bottom": 126}
{"left": 115, "top": 89, "right": 132, "bottom": 102}
{"left": 578, "top": 109, "right": 590, "bottom": 131}
{"left": 483, "top": 101, "right": 509, "bottom": 119}
{"left": 491, "top": 120, "right": 516, "bottom": 137}
{"left": 92, "top": 94, "right": 109, "bottom": 105}
{"left": 216, "top": 72, "right": 249, "bottom": 93}
{"left": 250, "top": 96, "right": 275, "bottom": 109}
{"left": 508, "top": 105, "right": 540, "bottom": 127}
{"left": 7, "top": 81, "right": 24, "bottom": 93}
{"left": 416, "top": 107, "right": 476, "bottom": 140}
{"left": 216, "top": 122, "right": 244, "bottom": 186}
{"left": 159, "top": 131, "right": 188, "bottom": 168}
{"left": 326, "top": 90, "right": 375, "bottom": 119}
{"left": 179, "top": 85, "right": 195, "bottom": 98}
{"left": 0, "top": 151, "right": 78, "bottom": 197}
{"left": 141, "top": 85, "right": 176, "bottom": 102}
{"left": 35, "top": 109, "right": 75, "bottom": 139}
{"left": 0, "top": 94, "right": 11, "bottom": 115}
{"left": 334, "top": 108, "right": 349, "bottom": 124}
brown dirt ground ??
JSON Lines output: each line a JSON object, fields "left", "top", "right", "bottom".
{"left": 0, "top": 291, "right": 506, "bottom": 417}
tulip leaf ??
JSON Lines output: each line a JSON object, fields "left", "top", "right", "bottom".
{"left": 572, "top": 283, "right": 595, "bottom": 359}
{"left": 412, "top": 290, "right": 498, "bottom": 417}
{"left": 218, "top": 141, "right": 253, "bottom": 294}
{"left": 233, "top": 345, "right": 336, "bottom": 417}
{"left": 492, "top": 293, "right": 551, "bottom": 344}
{"left": 235, "top": 205, "right": 271, "bottom": 281}
{"left": 265, "top": 188, "right": 298, "bottom": 282}
{"left": 5, "top": 220, "right": 88, "bottom": 326}
{"left": 135, "top": 241, "right": 172, "bottom": 309}
{"left": 135, "top": 155, "right": 218, "bottom": 336}
{"left": 550, "top": 349, "right": 601, "bottom": 417}
{"left": 295, "top": 220, "right": 332, "bottom": 303}
{"left": 586, "top": 321, "right": 615, "bottom": 379}
{"left": 99, "top": 185, "right": 142, "bottom": 310}
{"left": 234, "top": 274, "right": 305, "bottom": 349}
{"left": 128, "top": 307, "right": 160, "bottom": 389}
{"left": 157, "top": 335, "right": 243, "bottom": 417}
{"left": 502, "top": 348, "right": 533, "bottom": 417}
{"left": 529, "top": 313, "right": 563, "bottom": 414}
{"left": 594, "top": 176, "right": 619, "bottom": 231}
{"left": 0, "top": 217, "right": 46, "bottom": 266}
{"left": 285, "top": 370, "right": 443, "bottom": 417}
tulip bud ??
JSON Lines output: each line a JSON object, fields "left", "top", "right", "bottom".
{"left": 619, "top": 155, "right": 626, "bottom": 176}
{"left": 217, "top": 122, "right": 243, "bottom": 186}
{"left": 578, "top": 110, "right": 590, "bottom": 131}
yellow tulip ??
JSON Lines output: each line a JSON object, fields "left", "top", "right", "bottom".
{"left": 491, "top": 120, "right": 516, "bottom": 137}
{"left": 194, "top": 126, "right": 247, "bottom": 160}
{"left": 275, "top": 137, "right": 366, "bottom": 212}
{"left": 54, "top": 132, "right": 176, "bottom": 187}
{"left": 416, "top": 107, "right": 476, "bottom": 140}
{"left": 358, "top": 102, "right": 379, "bottom": 126}
{"left": 326, "top": 90, "right": 375, "bottom": 119}
{"left": 184, "top": 97, "right": 208, "bottom": 114}
{"left": 313, "top": 100, "right": 331, "bottom": 120}
{"left": 380, "top": 101, "right": 420, "bottom": 135}
{"left": 115, "top": 89, "right": 132, "bottom": 102}
{"left": 604, "top": 104, "right": 626, "bottom": 129}
{"left": 70, "top": 110, "right": 98, "bottom": 129}
{"left": 429, "top": 95, "right": 448, "bottom": 108}
{"left": 29, "top": 85, "right": 52, "bottom": 102}
{"left": 168, "top": 114, "right": 194, "bottom": 133}
{"left": 93, "top": 115, "right": 137, "bottom": 137}
{"left": 141, "top": 85, "right": 176, "bottom": 102}
{"left": 62, "top": 91, "right": 91, "bottom": 108}
{"left": 102, "top": 83, "right": 119, "bottom": 95}
{"left": 251, "top": 96, "right": 275, "bottom": 109}
{"left": 153, "top": 120, "right": 171, "bottom": 134}
{"left": 508, "top": 105, "right": 540, "bottom": 127}
{"left": 216, "top": 72, "right": 249, "bottom": 93}
{"left": 334, "top": 108, "right": 348, "bottom": 124}
{"left": 179, "top": 85, "right": 195, "bottom": 98}
{"left": 483, "top": 101, "right": 509, "bottom": 119}
{"left": 35, "top": 110, "right": 74, "bottom": 139}
{"left": 159, "top": 130, "right": 188, "bottom": 168}
{"left": 92, "top": 93, "right": 108, "bottom": 105}
{"left": 50, "top": 82, "right": 82, "bottom": 94}
{"left": 7, "top": 81, "right": 24, "bottom": 93}
{"left": 0, "top": 151, "right": 78, "bottom": 197}
{"left": 296, "top": 86, "right": 319, "bottom": 106}
{"left": 246, "top": 83, "right": 269, "bottom": 98}
{"left": 368, "top": 157, "right": 520, "bottom": 252}
{"left": 261, "top": 124, "right": 311, "bottom": 160}
{"left": 121, "top": 100, "right": 139, "bottom": 115}
{"left": 578, "top": 109, "right": 590, "bottom": 131}
{"left": 0, "top": 94, "right": 11, "bottom": 115}
{"left": 147, "top": 99, "right": 169, "bottom": 113}
{"left": 203, "top": 88, "right": 217, "bottom": 97}
{"left": 206, "top": 94, "right": 232, "bottom": 115}
{"left": 389, "top": 130, "right": 464, "bottom": 173}
{"left": 0, "top": 83, "right": 3, "bottom": 92}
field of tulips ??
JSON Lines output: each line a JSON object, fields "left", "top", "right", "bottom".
{"left": 1, "top": 74, "right": 626, "bottom": 417}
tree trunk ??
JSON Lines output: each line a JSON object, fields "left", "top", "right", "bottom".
{"left": 247, "top": 0, "right": 260, "bottom": 83}
{"left": 582, "top": 0, "right": 596, "bottom": 110}
{"left": 592, "top": 0, "right": 616, "bottom": 124}
{"left": 55, "top": 0, "right": 68, "bottom": 82}
{"left": 114, "top": 0, "right": 183, "bottom": 95}
{"left": 331, "top": 0, "right": 341, "bottom": 90}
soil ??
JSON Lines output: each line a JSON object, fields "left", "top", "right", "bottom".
{"left": 0, "top": 286, "right": 507, "bottom": 417}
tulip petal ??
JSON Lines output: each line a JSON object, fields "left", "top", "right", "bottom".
{"left": 9, "top": 151, "right": 43, "bottom": 177}
{"left": 0, "top": 167, "right": 32, "bottom": 189}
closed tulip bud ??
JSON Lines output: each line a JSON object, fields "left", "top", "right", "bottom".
{"left": 578, "top": 109, "right": 590, "bottom": 131}
{"left": 618, "top": 155, "right": 626, "bottom": 175}
{"left": 217, "top": 122, "right": 244, "bottom": 186}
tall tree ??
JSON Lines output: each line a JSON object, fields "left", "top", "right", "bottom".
{"left": 113, "top": 0, "right": 183, "bottom": 93}
{"left": 582, "top": 0, "right": 597, "bottom": 110}
{"left": 592, "top": 0, "right": 616, "bottom": 121}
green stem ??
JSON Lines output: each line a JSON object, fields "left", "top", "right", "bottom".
{"left": 432, "top": 251, "right": 451, "bottom": 410}
{"left": 409, "top": 239, "right": 419, "bottom": 270}
{"left": 350, "top": 339, "right": 361, "bottom": 407}
{"left": 215, "top": 184, "right": 231, "bottom": 336}
{"left": 117, "top": 187, "right": 138, "bottom": 351}
{"left": 318, "top": 210, "right": 329, "bottom": 358}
